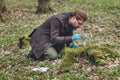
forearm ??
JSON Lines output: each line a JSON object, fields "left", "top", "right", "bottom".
{"left": 51, "top": 36, "right": 72, "bottom": 44}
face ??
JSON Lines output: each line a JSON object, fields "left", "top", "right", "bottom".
{"left": 69, "top": 16, "right": 85, "bottom": 29}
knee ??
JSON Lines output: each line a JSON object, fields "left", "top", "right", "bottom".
{"left": 49, "top": 53, "right": 58, "bottom": 60}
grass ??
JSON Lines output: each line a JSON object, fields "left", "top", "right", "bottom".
{"left": 0, "top": 0, "right": 120, "bottom": 79}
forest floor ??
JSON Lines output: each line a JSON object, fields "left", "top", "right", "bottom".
{"left": 0, "top": 0, "right": 120, "bottom": 80}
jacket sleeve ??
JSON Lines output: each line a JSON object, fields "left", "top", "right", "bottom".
{"left": 50, "top": 18, "right": 72, "bottom": 44}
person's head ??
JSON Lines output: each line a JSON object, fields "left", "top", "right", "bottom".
{"left": 69, "top": 10, "right": 87, "bottom": 29}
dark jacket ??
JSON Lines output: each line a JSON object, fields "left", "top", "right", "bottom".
{"left": 29, "top": 12, "right": 74, "bottom": 59}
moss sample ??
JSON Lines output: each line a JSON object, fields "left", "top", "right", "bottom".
{"left": 18, "top": 34, "right": 30, "bottom": 49}
{"left": 60, "top": 46, "right": 84, "bottom": 69}
{"left": 60, "top": 44, "right": 120, "bottom": 69}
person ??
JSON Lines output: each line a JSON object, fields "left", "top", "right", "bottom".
{"left": 27, "top": 9, "right": 87, "bottom": 61}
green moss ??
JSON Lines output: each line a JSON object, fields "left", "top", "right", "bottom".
{"left": 59, "top": 44, "right": 120, "bottom": 69}
{"left": 97, "top": 46, "right": 120, "bottom": 58}
{"left": 88, "top": 49, "right": 103, "bottom": 58}
{"left": 60, "top": 54, "right": 75, "bottom": 69}
{"left": 60, "top": 46, "right": 84, "bottom": 69}
{"left": 95, "top": 58, "right": 107, "bottom": 66}
{"left": 18, "top": 34, "right": 30, "bottom": 49}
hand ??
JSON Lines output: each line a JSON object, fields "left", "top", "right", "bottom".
{"left": 69, "top": 42, "right": 78, "bottom": 48}
{"left": 71, "top": 34, "right": 83, "bottom": 40}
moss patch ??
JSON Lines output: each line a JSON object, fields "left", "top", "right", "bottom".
{"left": 60, "top": 44, "right": 120, "bottom": 69}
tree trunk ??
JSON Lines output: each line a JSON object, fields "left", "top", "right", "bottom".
{"left": 36, "top": 0, "right": 53, "bottom": 14}
{"left": 0, "top": 0, "right": 6, "bottom": 22}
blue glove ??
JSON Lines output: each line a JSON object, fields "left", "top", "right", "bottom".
{"left": 69, "top": 42, "right": 78, "bottom": 48}
{"left": 71, "top": 34, "right": 83, "bottom": 40}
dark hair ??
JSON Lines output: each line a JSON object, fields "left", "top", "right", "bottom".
{"left": 73, "top": 10, "right": 87, "bottom": 21}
